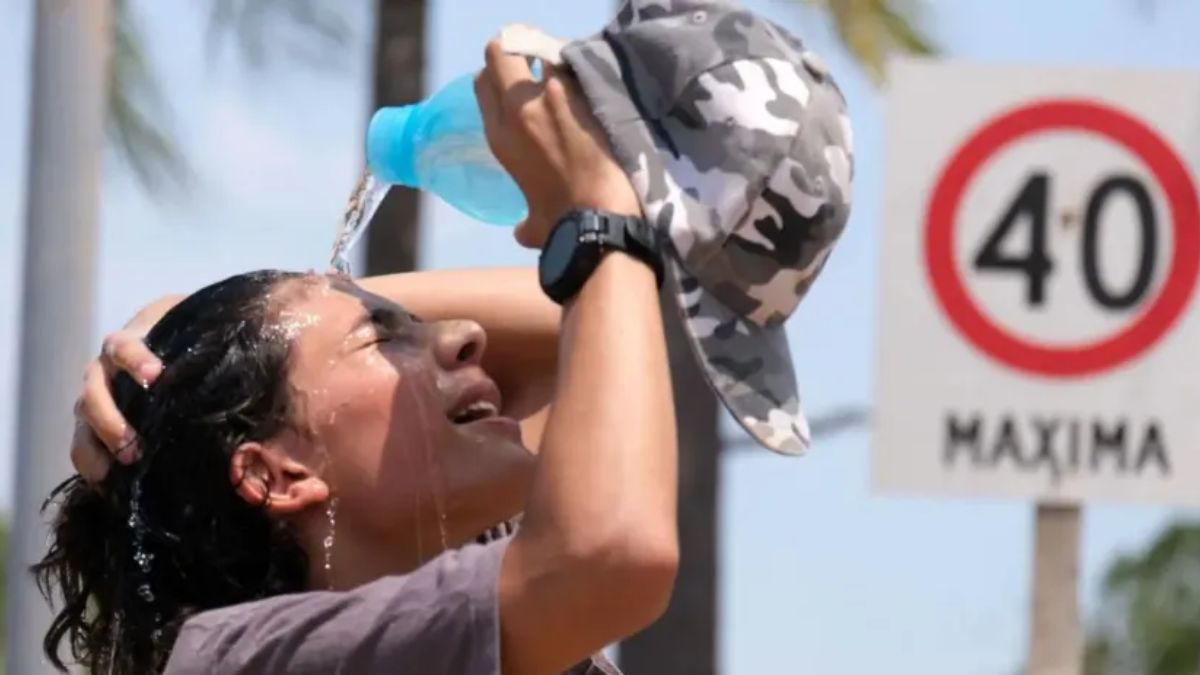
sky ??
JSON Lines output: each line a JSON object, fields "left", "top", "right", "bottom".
{"left": 2, "top": 1, "right": 1200, "bottom": 673}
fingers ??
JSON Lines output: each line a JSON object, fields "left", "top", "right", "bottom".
{"left": 483, "top": 40, "right": 546, "bottom": 126}
{"left": 474, "top": 71, "right": 506, "bottom": 145}
{"left": 513, "top": 218, "right": 541, "bottom": 250}
{"left": 69, "top": 301, "right": 171, "bottom": 485}
{"left": 549, "top": 73, "right": 586, "bottom": 126}
{"left": 485, "top": 39, "right": 536, "bottom": 95}
{"left": 79, "top": 359, "right": 139, "bottom": 462}
{"left": 101, "top": 330, "right": 162, "bottom": 387}
{"left": 70, "top": 418, "right": 114, "bottom": 485}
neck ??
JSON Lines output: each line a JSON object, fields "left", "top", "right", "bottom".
{"left": 300, "top": 512, "right": 473, "bottom": 591}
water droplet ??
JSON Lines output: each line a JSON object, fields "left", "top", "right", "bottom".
{"left": 323, "top": 497, "right": 339, "bottom": 584}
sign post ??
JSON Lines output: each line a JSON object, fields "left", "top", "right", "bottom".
{"left": 876, "top": 59, "right": 1200, "bottom": 674}
{"left": 1029, "top": 505, "right": 1081, "bottom": 675}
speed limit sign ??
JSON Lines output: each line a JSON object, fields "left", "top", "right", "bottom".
{"left": 874, "top": 59, "right": 1200, "bottom": 505}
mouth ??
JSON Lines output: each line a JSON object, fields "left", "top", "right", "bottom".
{"left": 447, "top": 379, "right": 504, "bottom": 425}
{"left": 475, "top": 516, "right": 520, "bottom": 545}
{"left": 446, "top": 377, "right": 524, "bottom": 442}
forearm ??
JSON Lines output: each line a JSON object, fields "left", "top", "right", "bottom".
{"left": 528, "top": 253, "right": 675, "bottom": 550}
{"left": 357, "top": 268, "right": 558, "bottom": 418}
{"left": 503, "top": 253, "right": 677, "bottom": 672}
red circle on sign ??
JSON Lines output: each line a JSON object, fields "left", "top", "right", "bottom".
{"left": 925, "top": 99, "right": 1200, "bottom": 378}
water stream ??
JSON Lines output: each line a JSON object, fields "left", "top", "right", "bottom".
{"left": 328, "top": 170, "right": 392, "bottom": 276}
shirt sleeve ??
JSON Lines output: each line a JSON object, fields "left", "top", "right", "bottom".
{"left": 164, "top": 539, "right": 508, "bottom": 675}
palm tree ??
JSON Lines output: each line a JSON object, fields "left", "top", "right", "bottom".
{"left": 364, "top": 0, "right": 426, "bottom": 276}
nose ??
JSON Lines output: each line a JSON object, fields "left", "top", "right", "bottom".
{"left": 432, "top": 320, "right": 487, "bottom": 371}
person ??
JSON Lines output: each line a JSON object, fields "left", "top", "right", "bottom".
{"left": 48, "top": 2, "right": 854, "bottom": 672}
{"left": 40, "top": 42, "right": 676, "bottom": 675}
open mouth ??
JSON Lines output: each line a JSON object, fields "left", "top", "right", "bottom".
{"left": 446, "top": 378, "right": 523, "bottom": 443}
{"left": 447, "top": 380, "right": 503, "bottom": 425}
{"left": 450, "top": 399, "right": 499, "bottom": 424}
{"left": 475, "top": 516, "right": 519, "bottom": 545}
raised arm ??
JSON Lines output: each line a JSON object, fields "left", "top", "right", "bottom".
{"left": 474, "top": 43, "right": 678, "bottom": 675}
{"left": 70, "top": 267, "right": 560, "bottom": 482}
{"left": 358, "top": 267, "right": 558, "bottom": 424}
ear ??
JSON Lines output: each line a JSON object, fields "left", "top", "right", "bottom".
{"left": 230, "top": 441, "right": 330, "bottom": 517}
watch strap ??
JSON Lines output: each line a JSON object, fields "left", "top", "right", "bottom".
{"left": 538, "top": 209, "right": 664, "bottom": 305}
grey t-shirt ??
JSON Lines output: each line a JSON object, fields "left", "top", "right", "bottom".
{"left": 164, "top": 539, "right": 620, "bottom": 675}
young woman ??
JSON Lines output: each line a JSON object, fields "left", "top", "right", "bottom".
{"left": 43, "top": 44, "right": 678, "bottom": 675}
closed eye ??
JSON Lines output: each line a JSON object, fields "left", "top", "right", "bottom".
{"left": 365, "top": 307, "right": 414, "bottom": 347}
{"left": 349, "top": 305, "right": 418, "bottom": 351}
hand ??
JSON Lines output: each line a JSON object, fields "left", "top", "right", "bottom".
{"left": 70, "top": 294, "right": 181, "bottom": 484}
{"left": 475, "top": 39, "right": 641, "bottom": 249}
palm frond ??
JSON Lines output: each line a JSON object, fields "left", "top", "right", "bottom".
{"left": 205, "top": 0, "right": 350, "bottom": 72}
{"left": 108, "top": 0, "right": 190, "bottom": 191}
{"left": 107, "top": 0, "right": 349, "bottom": 194}
{"left": 802, "top": 0, "right": 937, "bottom": 83}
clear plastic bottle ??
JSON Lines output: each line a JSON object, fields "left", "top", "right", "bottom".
{"left": 366, "top": 74, "right": 527, "bottom": 226}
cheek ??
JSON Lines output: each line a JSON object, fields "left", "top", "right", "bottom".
{"left": 314, "top": 352, "right": 452, "bottom": 499}
{"left": 309, "top": 365, "right": 400, "bottom": 452}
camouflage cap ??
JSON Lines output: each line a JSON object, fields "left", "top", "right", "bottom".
{"left": 507, "top": 0, "right": 853, "bottom": 455}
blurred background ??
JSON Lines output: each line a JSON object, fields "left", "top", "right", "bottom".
{"left": 2, "top": 1, "right": 1200, "bottom": 673}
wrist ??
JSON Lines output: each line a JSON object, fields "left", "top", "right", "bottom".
{"left": 538, "top": 210, "right": 662, "bottom": 306}
{"left": 563, "top": 250, "right": 657, "bottom": 312}
{"left": 566, "top": 180, "right": 641, "bottom": 220}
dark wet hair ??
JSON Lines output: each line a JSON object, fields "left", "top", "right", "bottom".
{"left": 34, "top": 269, "right": 311, "bottom": 674}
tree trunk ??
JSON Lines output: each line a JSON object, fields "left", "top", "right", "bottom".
{"left": 366, "top": 0, "right": 426, "bottom": 275}
{"left": 9, "top": 2, "right": 109, "bottom": 673}
{"left": 620, "top": 295, "right": 722, "bottom": 675}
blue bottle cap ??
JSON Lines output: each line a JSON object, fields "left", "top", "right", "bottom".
{"left": 366, "top": 105, "right": 418, "bottom": 187}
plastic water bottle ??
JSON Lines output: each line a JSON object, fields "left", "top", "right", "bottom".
{"left": 366, "top": 73, "right": 527, "bottom": 226}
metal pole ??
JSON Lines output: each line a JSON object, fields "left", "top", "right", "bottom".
{"left": 1028, "top": 504, "right": 1083, "bottom": 675}
{"left": 723, "top": 406, "right": 871, "bottom": 451}
{"left": 620, "top": 284, "right": 722, "bottom": 675}
{"left": 8, "top": 1, "right": 110, "bottom": 673}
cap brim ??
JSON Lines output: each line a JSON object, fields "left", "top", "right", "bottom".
{"left": 665, "top": 255, "right": 811, "bottom": 456}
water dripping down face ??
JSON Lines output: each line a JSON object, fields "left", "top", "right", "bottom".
{"left": 264, "top": 276, "right": 535, "bottom": 574}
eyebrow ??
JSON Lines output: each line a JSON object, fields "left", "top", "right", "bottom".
{"left": 350, "top": 306, "right": 411, "bottom": 335}
{"left": 351, "top": 307, "right": 388, "bottom": 333}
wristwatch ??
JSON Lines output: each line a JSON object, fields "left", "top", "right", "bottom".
{"left": 538, "top": 209, "right": 663, "bottom": 305}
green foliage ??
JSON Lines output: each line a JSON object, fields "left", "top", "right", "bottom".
{"left": 801, "top": 0, "right": 937, "bottom": 83}
{"left": 1086, "top": 523, "right": 1200, "bottom": 675}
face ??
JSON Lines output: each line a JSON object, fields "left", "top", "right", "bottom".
{"left": 266, "top": 276, "right": 535, "bottom": 563}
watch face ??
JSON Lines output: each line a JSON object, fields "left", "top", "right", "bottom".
{"left": 540, "top": 220, "right": 576, "bottom": 288}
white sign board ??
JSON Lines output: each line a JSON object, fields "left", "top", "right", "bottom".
{"left": 874, "top": 59, "right": 1200, "bottom": 505}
